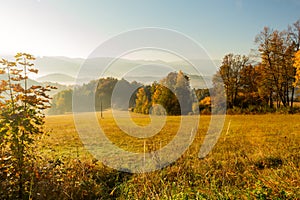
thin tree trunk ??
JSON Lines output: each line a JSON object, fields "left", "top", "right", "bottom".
{"left": 269, "top": 91, "right": 273, "bottom": 109}
{"left": 291, "top": 86, "right": 295, "bottom": 108}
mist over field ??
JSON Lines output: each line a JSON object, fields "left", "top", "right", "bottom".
{"left": 32, "top": 56, "right": 219, "bottom": 86}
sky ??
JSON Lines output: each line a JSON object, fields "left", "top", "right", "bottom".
{"left": 0, "top": 0, "right": 299, "bottom": 60}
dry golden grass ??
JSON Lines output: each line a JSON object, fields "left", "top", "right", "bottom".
{"left": 37, "top": 111, "right": 300, "bottom": 199}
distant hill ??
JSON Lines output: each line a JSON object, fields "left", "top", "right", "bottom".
{"left": 0, "top": 74, "right": 71, "bottom": 97}
{"left": 40, "top": 82, "right": 72, "bottom": 97}
{"left": 0, "top": 74, "right": 40, "bottom": 86}
{"left": 35, "top": 56, "right": 83, "bottom": 77}
{"left": 33, "top": 56, "right": 219, "bottom": 86}
{"left": 189, "top": 75, "right": 213, "bottom": 89}
{"left": 0, "top": 55, "right": 219, "bottom": 86}
{"left": 124, "top": 74, "right": 213, "bottom": 88}
{"left": 37, "top": 73, "right": 76, "bottom": 85}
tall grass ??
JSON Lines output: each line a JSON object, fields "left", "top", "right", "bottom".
{"left": 15, "top": 112, "right": 299, "bottom": 199}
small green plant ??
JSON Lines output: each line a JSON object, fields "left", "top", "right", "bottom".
{"left": 0, "top": 53, "right": 56, "bottom": 199}
{"left": 252, "top": 180, "right": 273, "bottom": 199}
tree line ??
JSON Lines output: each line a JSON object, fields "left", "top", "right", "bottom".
{"left": 133, "top": 70, "right": 198, "bottom": 115}
{"left": 48, "top": 71, "right": 210, "bottom": 115}
{"left": 49, "top": 19, "right": 300, "bottom": 115}
{"left": 213, "top": 19, "right": 300, "bottom": 113}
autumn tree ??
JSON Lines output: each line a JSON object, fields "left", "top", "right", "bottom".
{"left": 94, "top": 78, "right": 140, "bottom": 111}
{"left": 255, "top": 27, "right": 297, "bottom": 108}
{"left": 152, "top": 84, "right": 180, "bottom": 115}
{"left": 294, "top": 50, "right": 300, "bottom": 85}
{"left": 48, "top": 89, "right": 72, "bottom": 114}
{"left": 288, "top": 20, "right": 300, "bottom": 107}
{"left": 174, "top": 71, "right": 193, "bottom": 114}
{"left": 239, "top": 64, "right": 262, "bottom": 107}
{"left": 216, "top": 53, "right": 249, "bottom": 108}
{"left": 110, "top": 78, "right": 141, "bottom": 110}
{"left": 95, "top": 77, "right": 118, "bottom": 110}
{"left": 134, "top": 87, "right": 151, "bottom": 114}
{"left": 0, "top": 53, "right": 55, "bottom": 199}
{"left": 149, "top": 71, "right": 193, "bottom": 115}
{"left": 289, "top": 20, "right": 300, "bottom": 51}
{"left": 194, "top": 88, "right": 210, "bottom": 101}
{"left": 160, "top": 72, "right": 178, "bottom": 90}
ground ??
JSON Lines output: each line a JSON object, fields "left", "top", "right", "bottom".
{"left": 36, "top": 111, "right": 300, "bottom": 199}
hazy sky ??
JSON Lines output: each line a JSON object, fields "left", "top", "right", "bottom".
{"left": 0, "top": 0, "right": 299, "bottom": 60}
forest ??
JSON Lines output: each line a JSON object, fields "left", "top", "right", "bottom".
{"left": 48, "top": 71, "right": 210, "bottom": 115}
{"left": 48, "top": 19, "right": 300, "bottom": 115}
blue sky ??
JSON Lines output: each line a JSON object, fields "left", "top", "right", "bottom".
{"left": 0, "top": 0, "right": 299, "bottom": 60}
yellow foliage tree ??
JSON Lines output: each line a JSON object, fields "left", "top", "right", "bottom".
{"left": 134, "top": 87, "right": 150, "bottom": 114}
{"left": 294, "top": 50, "right": 300, "bottom": 86}
{"left": 200, "top": 96, "right": 211, "bottom": 106}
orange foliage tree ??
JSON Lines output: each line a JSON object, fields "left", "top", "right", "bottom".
{"left": 0, "top": 53, "right": 56, "bottom": 199}
{"left": 294, "top": 50, "right": 300, "bottom": 86}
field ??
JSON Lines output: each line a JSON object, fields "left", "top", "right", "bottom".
{"left": 36, "top": 111, "right": 300, "bottom": 199}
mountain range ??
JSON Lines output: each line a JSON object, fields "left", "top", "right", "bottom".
{"left": 34, "top": 56, "right": 220, "bottom": 88}
{"left": 0, "top": 55, "right": 220, "bottom": 88}
{"left": 0, "top": 74, "right": 71, "bottom": 97}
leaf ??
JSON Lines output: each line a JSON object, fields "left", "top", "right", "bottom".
{"left": 30, "top": 85, "right": 42, "bottom": 90}
{"left": 11, "top": 77, "right": 21, "bottom": 81}
{"left": 10, "top": 69, "right": 22, "bottom": 75}
{"left": 28, "top": 68, "right": 38, "bottom": 73}
{"left": 46, "top": 85, "right": 58, "bottom": 90}
{"left": 8, "top": 62, "right": 16, "bottom": 67}
{"left": 15, "top": 52, "right": 22, "bottom": 58}
{"left": 1, "top": 58, "right": 7, "bottom": 64}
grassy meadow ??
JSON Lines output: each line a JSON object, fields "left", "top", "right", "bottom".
{"left": 34, "top": 111, "right": 300, "bottom": 199}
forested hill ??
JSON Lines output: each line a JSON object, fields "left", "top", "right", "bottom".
{"left": 47, "top": 71, "right": 212, "bottom": 115}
